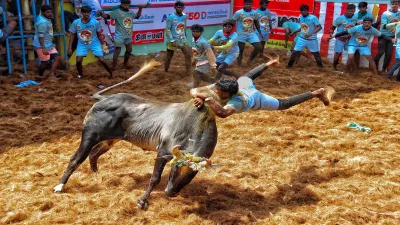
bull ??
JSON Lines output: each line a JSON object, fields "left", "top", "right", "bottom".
{"left": 53, "top": 61, "right": 218, "bottom": 209}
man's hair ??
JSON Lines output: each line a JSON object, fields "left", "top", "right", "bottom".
{"left": 41, "top": 5, "right": 52, "bottom": 13}
{"left": 260, "top": 0, "right": 269, "bottom": 4}
{"left": 215, "top": 78, "right": 239, "bottom": 97}
{"left": 81, "top": 6, "right": 92, "bottom": 13}
{"left": 391, "top": 0, "right": 399, "bottom": 4}
{"left": 363, "top": 17, "right": 373, "bottom": 23}
{"left": 358, "top": 2, "right": 368, "bottom": 8}
{"left": 223, "top": 19, "right": 235, "bottom": 27}
{"left": 347, "top": 4, "right": 356, "bottom": 10}
{"left": 244, "top": 0, "right": 253, "bottom": 3}
{"left": 121, "top": 0, "right": 130, "bottom": 4}
{"left": 175, "top": 0, "right": 184, "bottom": 7}
{"left": 191, "top": 24, "right": 204, "bottom": 32}
{"left": 299, "top": 4, "right": 309, "bottom": 11}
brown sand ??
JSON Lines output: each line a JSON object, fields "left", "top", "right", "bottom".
{"left": 1, "top": 49, "right": 400, "bottom": 224}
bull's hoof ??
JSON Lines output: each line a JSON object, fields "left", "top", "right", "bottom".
{"left": 53, "top": 183, "right": 64, "bottom": 193}
{"left": 137, "top": 199, "right": 149, "bottom": 210}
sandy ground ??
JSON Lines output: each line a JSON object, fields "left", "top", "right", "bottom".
{"left": 1, "top": 48, "right": 400, "bottom": 224}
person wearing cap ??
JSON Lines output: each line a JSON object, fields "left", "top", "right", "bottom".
{"left": 329, "top": 4, "right": 357, "bottom": 71}
{"left": 255, "top": 0, "right": 273, "bottom": 57}
{"left": 329, "top": 18, "right": 394, "bottom": 75}
{"left": 232, "top": 0, "right": 263, "bottom": 66}
{"left": 69, "top": 6, "right": 113, "bottom": 79}
{"left": 209, "top": 19, "right": 240, "bottom": 80}
{"left": 98, "top": 0, "right": 146, "bottom": 70}
{"left": 374, "top": 0, "right": 400, "bottom": 74}
{"left": 287, "top": 4, "right": 323, "bottom": 68}
{"left": 33, "top": 5, "right": 61, "bottom": 79}
{"left": 164, "top": 0, "right": 192, "bottom": 77}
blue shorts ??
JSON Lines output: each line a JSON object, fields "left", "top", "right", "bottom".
{"left": 334, "top": 39, "right": 348, "bottom": 53}
{"left": 114, "top": 36, "right": 132, "bottom": 47}
{"left": 256, "top": 30, "right": 269, "bottom": 42}
{"left": 217, "top": 53, "right": 239, "bottom": 65}
{"left": 238, "top": 32, "right": 260, "bottom": 44}
{"left": 76, "top": 41, "right": 103, "bottom": 57}
{"left": 294, "top": 37, "right": 319, "bottom": 52}
{"left": 347, "top": 45, "right": 371, "bottom": 55}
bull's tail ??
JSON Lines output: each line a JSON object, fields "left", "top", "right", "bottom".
{"left": 92, "top": 60, "right": 162, "bottom": 101}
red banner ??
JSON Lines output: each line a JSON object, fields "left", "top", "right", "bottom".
{"left": 132, "top": 29, "right": 165, "bottom": 44}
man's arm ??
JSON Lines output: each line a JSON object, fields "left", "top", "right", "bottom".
{"left": 329, "top": 25, "right": 336, "bottom": 37}
{"left": 205, "top": 97, "right": 236, "bottom": 118}
{"left": 254, "top": 20, "right": 262, "bottom": 35}
{"left": 309, "top": 24, "right": 322, "bottom": 36}
{"left": 98, "top": 11, "right": 111, "bottom": 19}
{"left": 284, "top": 27, "right": 290, "bottom": 47}
{"left": 165, "top": 16, "right": 174, "bottom": 43}
{"left": 135, "top": 4, "right": 147, "bottom": 19}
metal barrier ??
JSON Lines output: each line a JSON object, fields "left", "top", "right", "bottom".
{"left": 1, "top": 0, "right": 67, "bottom": 74}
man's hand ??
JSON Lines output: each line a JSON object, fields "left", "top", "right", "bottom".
{"left": 288, "top": 32, "right": 294, "bottom": 37}
{"left": 327, "top": 36, "right": 334, "bottom": 42}
{"left": 96, "top": 10, "right": 103, "bottom": 17}
{"left": 259, "top": 33, "right": 264, "bottom": 40}
{"left": 138, "top": 3, "right": 147, "bottom": 8}
{"left": 304, "top": 33, "right": 311, "bottom": 39}
{"left": 193, "top": 98, "right": 204, "bottom": 108}
{"left": 42, "top": 49, "right": 49, "bottom": 55}
{"left": 393, "top": 38, "right": 397, "bottom": 43}
{"left": 196, "top": 93, "right": 208, "bottom": 99}
{"left": 284, "top": 42, "right": 288, "bottom": 48}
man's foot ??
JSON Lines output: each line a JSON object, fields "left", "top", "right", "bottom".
{"left": 316, "top": 87, "right": 335, "bottom": 106}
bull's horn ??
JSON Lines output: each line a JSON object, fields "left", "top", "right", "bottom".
{"left": 172, "top": 145, "right": 185, "bottom": 159}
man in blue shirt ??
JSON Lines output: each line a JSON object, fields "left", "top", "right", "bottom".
{"left": 69, "top": 6, "right": 112, "bottom": 79}
{"left": 288, "top": 4, "right": 323, "bottom": 68}
{"left": 329, "top": 4, "right": 357, "bottom": 71}
{"left": 164, "top": 1, "right": 192, "bottom": 77}
{"left": 256, "top": 0, "right": 273, "bottom": 57}
{"left": 33, "top": 5, "right": 61, "bottom": 78}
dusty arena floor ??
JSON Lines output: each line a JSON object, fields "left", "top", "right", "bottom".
{"left": 1, "top": 49, "right": 400, "bottom": 224}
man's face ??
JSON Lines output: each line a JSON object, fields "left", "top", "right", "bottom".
{"left": 43, "top": 10, "right": 53, "bottom": 19}
{"left": 223, "top": 24, "right": 233, "bottom": 33}
{"left": 121, "top": 3, "right": 130, "bottom": 11}
{"left": 82, "top": 11, "right": 91, "bottom": 19}
{"left": 359, "top": 6, "right": 367, "bottom": 13}
{"left": 362, "top": 20, "right": 372, "bottom": 29}
{"left": 301, "top": 9, "right": 309, "bottom": 17}
{"left": 191, "top": 30, "right": 201, "bottom": 38}
{"left": 175, "top": 5, "right": 184, "bottom": 14}
{"left": 260, "top": 2, "right": 268, "bottom": 9}
{"left": 391, "top": 2, "right": 399, "bottom": 11}
{"left": 244, "top": 2, "right": 253, "bottom": 11}
{"left": 346, "top": 8, "right": 355, "bottom": 18}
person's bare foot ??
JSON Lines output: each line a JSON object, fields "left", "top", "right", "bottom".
{"left": 313, "top": 87, "right": 335, "bottom": 106}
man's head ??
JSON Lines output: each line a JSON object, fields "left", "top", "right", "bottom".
{"left": 120, "top": 0, "right": 130, "bottom": 11}
{"left": 215, "top": 78, "right": 239, "bottom": 99}
{"left": 41, "top": 5, "right": 53, "bottom": 19}
{"left": 390, "top": 0, "right": 399, "bottom": 11}
{"left": 299, "top": 4, "right": 309, "bottom": 16}
{"left": 244, "top": 0, "right": 253, "bottom": 11}
{"left": 223, "top": 19, "right": 235, "bottom": 33}
{"left": 174, "top": 1, "right": 185, "bottom": 14}
{"left": 358, "top": 2, "right": 368, "bottom": 13}
{"left": 81, "top": 6, "right": 92, "bottom": 19}
{"left": 260, "top": 0, "right": 269, "bottom": 10}
{"left": 191, "top": 24, "right": 203, "bottom": 38}
{"left": 346, "top": 4, "right": 356, "bottom": 18}
{"left": 362, "top": 17, "right": 373, "bottom": 30}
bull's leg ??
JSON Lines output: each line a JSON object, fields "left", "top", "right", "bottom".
{"left": 138, "top": 157, "right": 168, "bottom": 210}
{"left": 54, "top": 131, "right": 101, "bottom": 192}
{"left": 89, "top": 139, "right": 120, "bottom": 173}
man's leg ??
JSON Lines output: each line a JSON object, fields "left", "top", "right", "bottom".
{"left": 248, "top": 42, "right": 262, "bottom": 65}
{"left": 260, "top": 41, "right": 266, "bottom": 57}
{"left": 288, "top": 37, "right": 307, "bottom": 67}
{"left": 124, "top": 42, "right": 132, "bottom": 68}
{"left": 308, "top": 39, "right": 323, "bottom": 67}
{"left": 237, "top": 42, "right": 245, "bottom": 66}
{"left": 383, "top": 38, "right": 394, "bottom": 72}
{"left": 374, "top": 36, "right": 386, "bottom": 71}
{"left": 364, "top": 55, "right": 378, "bottom": 75}
{"left": 217, "top": 62, "right": 239, "bottom": 79}
{"left": 181, "top": 46, "right": 192, "bottom": 76}
{"left": 164, "top": 49, "right": 174, "bottom": 72}
{"left": 242, "top": 63, "right": 269, "bottom": 80}
{"left": 50, "top": 54, "right": 61, "bottom": 77}
{"left": 312, "top": 52, "right": 323, "bottom": 67}
{"left": 192, "top": 71, "right": 202, "bottom": 88}
{"left": 277, "top": 87, "right": 334, "bottom": 109}
{"left": 76, "top": 56, "right": 84, "bottom": 77}
{"left": 347, "top": 53, "right": 356, "bottom": 74}
{"left": 354, "top": 50, "right": 360, "bottom": 70}
{"left": 387, "top": 58, "right": 400, "bottom": 79}
{"left": 38, "top": 61, "right": 47, "bottom": 76}
{"left": 112, "top": 47, "right": 122, "bottom": 70}
{"left": 97, "top": 56, "right": 113, "bottom": 78}
{"left": 333, "top": 39, "right": 345, "bottom": 70}
{"left": 288, "top": 51, "right": 301, "bottom": 67}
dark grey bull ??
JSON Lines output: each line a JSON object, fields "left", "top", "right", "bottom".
{"left": 54, "top": 61, "right": 217, "bottom": 209}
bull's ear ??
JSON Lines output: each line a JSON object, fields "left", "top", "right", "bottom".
{"left": 172, "top": 145, "right": 184, "bottom": 159}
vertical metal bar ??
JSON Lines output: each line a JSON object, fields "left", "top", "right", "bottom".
{"left": 46, "top": 0, "right": 49, "bottom": 5}
{"left": 32, "top": 0, "right": 37, "bottom": 23}
{"left": 1, "top": 0, "right": 12, "bottom": 74}
{"left": 59, "top": 0, "right": 67, "bottom": 64}
{"left": 16, "top": 0, "right": 27, "bottom": 74}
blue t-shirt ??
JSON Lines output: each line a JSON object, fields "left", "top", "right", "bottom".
{"left": 232, "top": 9, "right": 259, "bottom": 34}
{"left": 33, "top": 15, "right": 54, "bottom": 49}
{"left": 380, "top": 10, "right": 400, "bottom": 36}
{"left": 255, "top": 8, "right": 271, "bottom": 33}
{"left": 69, "top": 18, "right": 101, "bottom": 45}
{"left": 165, "top": 12, "right": 188, "bottom": 43}
{"left": 282, "top": 21, "right": 300, "bottom": 36}
{"left": 192, "top": 36, "right": 211, "bottom": 62}
{"left": 210, "top": 30, "right": 239, "bottom": 55}
{"left": 333, "top": 15, "right": 357, "bottom": 39}
{"left": 347, "top": 25, "right": 381, "bottom": 47}
{"left": 299, "top": 14, "right": 321, "bottom": 40}
{"left": 353, "top": 11, "right": 374, "bottom": 25}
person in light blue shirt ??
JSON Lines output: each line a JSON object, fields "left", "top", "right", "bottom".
{"left": 353, "top": 2, "right": 377, "bottom": 26}
{"left": 329, "top": 4, "right": 357, "bottom": 71}
{"left": 69, "top": 6, "right": 112, "bottom": 79}
{"left": 255, "top": 0, "right": 273, "bottom": 57}
{"left": 189, "top": 59, "right": 335, "bottom": 118}
{"left": 385, "top": 22, "right": 400, "bottom": 81}
{"left": 164, "top": 1, "right": 192, "bottom": 77}
{"left": 283, "top": 21, "right": 310, "bottom": 64}
{"left": 209, "top": 19, "right": 240, "bottom": 80}
{"left": 232, "top": 0, "right": 263, "bottom": 66}
{"left": 288, "top": 4, "right": 323, "bottom": 68}
{"left": 330, "top": 18, "right": 393, "bottom": 75}
{"left": 374, "top": 0, "right": 400, "bottom": 73}
{"left": 33, "top": 5, "right": 61, "bottom": 78}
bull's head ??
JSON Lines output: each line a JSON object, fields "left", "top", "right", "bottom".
{"left": 157, "top": 145, "right": 215, "bottom": 197}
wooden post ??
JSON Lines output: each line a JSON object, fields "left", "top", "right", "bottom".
{"left": 21, "top": 0, "right": 35, "bottom": 61}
